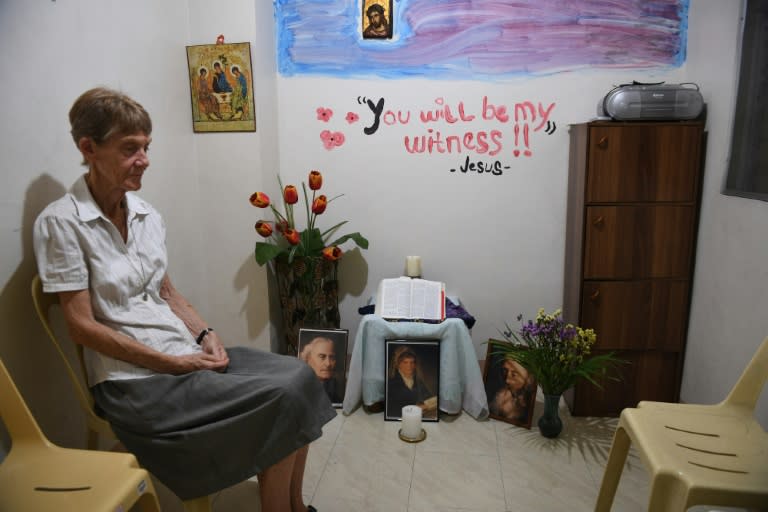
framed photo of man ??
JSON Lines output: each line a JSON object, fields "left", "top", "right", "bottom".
{"left": 483, "top": 341, "right": 537, "bottom": 429}
{"left": 362, "top": 0, "right": 393, "bottom": 39}
{"left": 384, "top": 339, "right": 440, "bottom": 422}
{"left": 185, "top": 42, "right": 256, "bottom": 132}
{"left": 298, "top": 328, "right": 348, "bottom": 407}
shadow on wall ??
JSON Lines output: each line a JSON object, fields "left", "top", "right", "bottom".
{"left": 338, "top": 247, "right": 370, "bottom": 300}
{"left": 234, "top": 254, "right": 271, "bottom": 347}
{"left": 0, "top": 174, "right": 91, "bottom": 454}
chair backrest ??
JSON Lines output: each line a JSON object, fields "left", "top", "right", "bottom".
{"left": 723, "top": 335, "right": 768, "bottom": 411}
{"left": 0, "top": 358, "right": 48, "bottom": 445}
{"left": 30, "top": 276, "right": 114, "bottom": 442}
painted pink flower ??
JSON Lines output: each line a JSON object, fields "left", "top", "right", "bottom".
{"left": 345, "top": 111, "right": 359, "bottom": 124}
{"left": 320, "top": 130, "right": 345, "bottom": 150}
{"left": 316, "top": 107, "right": 333, "bottom": 122}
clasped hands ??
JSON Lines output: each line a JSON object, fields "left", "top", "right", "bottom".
{"left": 171, "top": 331, "right": 229, "bottom": 374}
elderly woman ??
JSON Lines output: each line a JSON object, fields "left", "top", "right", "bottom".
{"left": 32, "top": 87, "right": 333, "bottom": 512}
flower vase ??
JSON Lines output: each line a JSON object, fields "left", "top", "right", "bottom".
{"left": 274, "top": 255, "right": 340, "bottom": 355}
{"left": 538, "top": 394, "right": 563, "bottom": 438}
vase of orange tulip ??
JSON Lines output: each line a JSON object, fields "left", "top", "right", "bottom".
{"left": 273, "top": 254, "right": 339, "bottom": 354}
{"left": 250, "top": 170, "right": 368, "bottom": 354}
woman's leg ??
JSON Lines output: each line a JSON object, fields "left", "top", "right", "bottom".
{"left": 290, "top": 445, "right": 310, "bottom": 512}
{"left": 258, "top": 451, "right": 298, "bottom": 512}
{"left": 258, "top": 446, "right": 311, "bottom": 512}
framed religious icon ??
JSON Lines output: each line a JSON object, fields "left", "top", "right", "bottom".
{"left": 298, "top": 328, "right": 348, "bottom": 407}
{"left": 483, "top": 341, "right": 537, "bottom": 429}
{"left": 185, "top": 42, "right": 256, "bottom": 132}
{"left": 362, "top": 0, "right": 393, "bottom": 39}
{"left": 384, "top": 339, "right": 439, "bottom": 422}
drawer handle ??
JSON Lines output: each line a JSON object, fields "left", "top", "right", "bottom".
{"left": 597, "top": 136, "right": 608, "bottom": 149}
{"left": 589, "top": 290, "right": 600, "bottom": 302}
{"left": 592, "top": 215, "right": 605, "bottom": 228}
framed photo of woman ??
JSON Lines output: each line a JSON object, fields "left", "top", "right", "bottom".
{"left": 483, "top": 341, "right": 537, "bottom": 428}
{"left": 384, "top": 339, "right": 440, "bottom": 422}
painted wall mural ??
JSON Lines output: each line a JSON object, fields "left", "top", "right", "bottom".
{"left": 276, "top": 0, "right": 689, "bottom": 79}
{"left": 315, "top": 95, "right": 557, "bottom": 175}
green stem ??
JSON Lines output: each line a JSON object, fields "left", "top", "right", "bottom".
{"left": 270, "top": 205, "right": 288, "bottom": 224}
{"left": 302, "top": 182, "right": 312, "bottom": 231}
{"left": 310, "top": 189, "right": 317, "bottom": 231}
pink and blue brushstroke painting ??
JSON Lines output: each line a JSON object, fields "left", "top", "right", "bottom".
{"left": 275, "top": 0, "right": 689, "bottom": 79}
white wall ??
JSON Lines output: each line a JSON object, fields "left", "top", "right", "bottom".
{"left": 187, "top": 0, "right": 277, "bottom": 350}
{"left": 275, "top": 0, "right": 766, "bottom": 425}
{"left": 682, "top": 1, "right": 768, "bottom": 424}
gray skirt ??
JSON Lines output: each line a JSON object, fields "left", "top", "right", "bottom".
{"left": 92, "top": 347, "right": 336, "bottom": 500}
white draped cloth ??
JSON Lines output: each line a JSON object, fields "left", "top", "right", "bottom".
{"left": 342, "top": 315, "right": 489, "bottom": 420}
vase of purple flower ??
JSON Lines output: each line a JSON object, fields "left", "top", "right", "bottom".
{"left": 490, "top": 308, "right": 624, "bottom": 437}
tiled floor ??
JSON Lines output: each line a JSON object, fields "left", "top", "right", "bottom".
{"left": 153, "top": 395, "right": 658, "bottom": 512}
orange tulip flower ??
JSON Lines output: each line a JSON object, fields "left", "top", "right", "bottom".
{"left": 249, "top": 191, "right": 270, "bottom": 208}
{"left": 255, "top": 220, "right": 272, "bottom": 237}
{"left": 312, "top": 195, "right": 327, "bottom": 214}
{"left": 308, "top": 170, "right": 323, "bottom": 190}
{"left": 284, "top": 228, "right": 300, "bottom": 245}
{"left": 322, "top": 246, "right": 343, "bottom": 261}
{"left": 283, "top": 185, "right": 299, "bottom": 204}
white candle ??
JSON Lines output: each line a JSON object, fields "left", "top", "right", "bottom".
{"left": 405, "top": 256, "right": 422, "bottom": 277}
{"left": 401, "top": 405, "right": 422, "bottom": 439}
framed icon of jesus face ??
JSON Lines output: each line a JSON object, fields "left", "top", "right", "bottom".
{"left": 362, "top": 0, "right": 393, "bottom": 40}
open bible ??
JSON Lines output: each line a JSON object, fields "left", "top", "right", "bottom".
{"left": 374, "top": 277, "right": 446, "bottom": 321}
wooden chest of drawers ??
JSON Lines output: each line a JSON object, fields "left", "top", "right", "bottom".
{"left": 563, "top": 121, "right": 705, "bottom": 416}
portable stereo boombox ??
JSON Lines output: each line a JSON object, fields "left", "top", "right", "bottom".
{"left": 597, "top": 82, "right": 704, "bottom": 121}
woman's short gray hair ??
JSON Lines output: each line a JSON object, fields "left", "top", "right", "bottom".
{"left": 69, "top": 87, "right": 152, "bottom": 149}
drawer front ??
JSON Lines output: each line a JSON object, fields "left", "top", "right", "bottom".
{"left": 586, "top": 124, "right": 702, "bottom": 203}
{"left": 583, "top": 205, "right": 695, "bottom": 279}
{"left": 569, "top": 350, "right": 681, "bottom": 416}
{"left": 580, "top": 280, "right": 689, "bottom": 351}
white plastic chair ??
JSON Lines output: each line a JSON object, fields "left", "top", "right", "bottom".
{"left": 594, "top": 336, "right": 768, "bottom": 511}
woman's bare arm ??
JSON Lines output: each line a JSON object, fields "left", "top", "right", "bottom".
{"left": 59, "top": 287, "right": 228, "bottom": 374}
{"left": 160, "top": 274, "right": 229, "bottom": 365}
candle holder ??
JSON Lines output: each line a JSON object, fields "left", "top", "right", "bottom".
{"left": 398, "top": 428, "right": 427, "bottom": 443}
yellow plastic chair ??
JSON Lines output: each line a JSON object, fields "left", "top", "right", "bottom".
{"left": 0, "top": 357, "right": 162, "bottom": 512}
{"left": 594, "top": 336, "right": 768, "bottom": 512}
{"left": 31, "top": 275, "right": 212, "bottom": 512}
{"left": 31, "top": 275, "right": 113, "bottom": 451}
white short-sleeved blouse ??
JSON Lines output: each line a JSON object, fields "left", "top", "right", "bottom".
{"left": 33, "top": 175, "right": 201, "bottom": 386}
